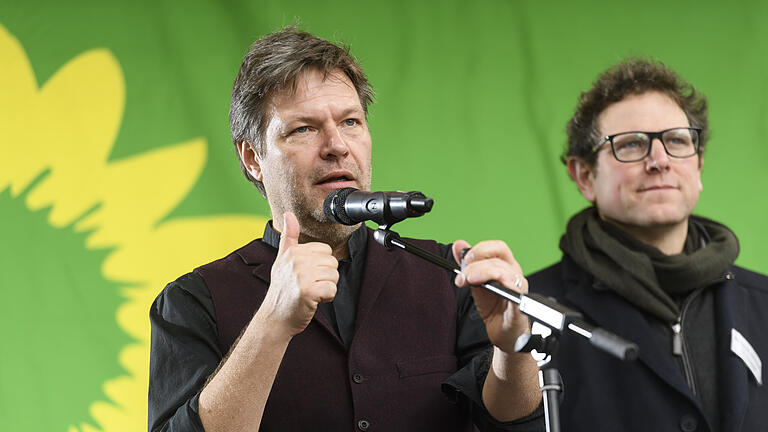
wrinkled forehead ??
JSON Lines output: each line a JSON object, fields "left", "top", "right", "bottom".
{"left": 268, "top": 68, "right": 359, "bottom": 112}
{"left": 597, "top": 91, "right": 689, "bottom": 137}
{"left": 263, "top": 68, "right": 365, "bottom": 139}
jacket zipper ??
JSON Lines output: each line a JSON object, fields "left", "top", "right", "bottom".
{"left": 671, "top": 288, "right": 701, "bottom": 397}
{"left": 670, "top": 271, "right": 734, "bottom": 397}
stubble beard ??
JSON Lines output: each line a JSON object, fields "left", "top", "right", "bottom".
{"left": 273, "top": 166, "right": 366, "bottom": 248}
{"left": 292, "top": 193, "right": 359, "bottom": 246}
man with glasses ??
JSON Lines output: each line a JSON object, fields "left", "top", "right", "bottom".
{"left": 528, "top": 59, "right": 768, "bottom": 431}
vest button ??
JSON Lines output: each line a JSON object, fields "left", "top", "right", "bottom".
{"left": 679, "top": 414, "right": 698, "bottom": 431}
{"left": 357, "top": 419, "right": 370, "bottom": 430}
{"left": 352, "top": 373, "right": 364, "bottom": 384}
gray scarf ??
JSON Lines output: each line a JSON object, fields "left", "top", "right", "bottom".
{"left": 560, "top": 207, "right": 739, "bottom": 323}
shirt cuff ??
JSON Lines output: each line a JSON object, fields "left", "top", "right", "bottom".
{"left": 442, "top": 349, "right": 545, "bottom": 432}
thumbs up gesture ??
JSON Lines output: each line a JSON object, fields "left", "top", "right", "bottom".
{"left": 259, "top": 212, "right": 339, "bottom": 338}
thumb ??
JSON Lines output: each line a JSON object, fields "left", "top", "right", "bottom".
{"left": 451, "top": 239, "right": 472, "bottom": 266}
{"left": 278, "top": 212, "right": 300, "bottom": 253}
{"left": 451, "top": 239, "right": 472, "bottom": 287}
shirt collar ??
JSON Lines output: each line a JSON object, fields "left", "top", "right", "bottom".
{"left": 262, "top": 220, "right": 368, "bottom": 261}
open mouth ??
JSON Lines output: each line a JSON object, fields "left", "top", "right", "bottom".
{"left": 640, "top": 185, "right": 675, "bottom": 192}
{"left": 316, "top": 171, "right": 355, "bottom": 185}
{"left": 317, "top": 175, "right": 352, "bottom": 184}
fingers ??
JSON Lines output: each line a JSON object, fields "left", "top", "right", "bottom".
{"left": 451, "top": 240, "right": 472, "bottom": 266}
{"left": 463, "top": 258, "right": 528, "bottom": 294}
{"left": 262, "top": 212, "right": 345, "bottom": 336}
{"left": 279, "top": 211, "right": 300, "bottom": 253}
{"left": 282, "top": 241, "right": 335, "bottom": 259}
{"left": 452, "top": 240, "right": 472, "bottom": 286}
{"left": 266, "top": 238, "right": 338, "bottom": 335}
{"left": 313, "top": 280, "right": 338, "bottom": 304}
{"left": 463, "top": 240, "right": 515, "bottom": 265}
{"left": 297, "top": 265, "right": 339, "bottom": 286}
{"left": 453, "top": 239, "right": 526, "bottom": 294}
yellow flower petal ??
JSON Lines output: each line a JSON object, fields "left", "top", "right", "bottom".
{"left": 0, "top": 25, "right": 48, "bottom": 195}
{"left": 1, "top": 22, "right": 270, "bottom": 432}
{"left": 25, "top": 48, "right": 125, "bottom": 227}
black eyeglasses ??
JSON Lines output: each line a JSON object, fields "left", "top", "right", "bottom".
{"left": 592, "top": 127, "right": 702, "bottom": 162}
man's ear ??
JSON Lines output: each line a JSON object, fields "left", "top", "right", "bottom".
{"left": 567, "top": 157, "right": 597, "bottom": 203}
{"left": 236, "top": 141, "right": 263, "bottom": 182}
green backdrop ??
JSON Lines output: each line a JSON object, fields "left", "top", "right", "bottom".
{"left": 1, "top": 1, "right": 766, "bottom": 430}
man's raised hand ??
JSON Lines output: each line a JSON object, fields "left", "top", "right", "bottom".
{"left": 260, "top": 212, "right": 339, "bottom": 338}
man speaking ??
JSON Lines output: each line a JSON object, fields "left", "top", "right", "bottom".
{"left": 148, "top": 27, "right": 543, "bottom": 431}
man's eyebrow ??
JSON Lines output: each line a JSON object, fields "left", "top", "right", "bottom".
{"left": 285, "top": 107, "right": 364, "bottom": 125}
{"left": 337, "top": 106, "right": 365, "bottom": 118}
{"left": 285, "top": 114, "right": 320, "bottom": 125}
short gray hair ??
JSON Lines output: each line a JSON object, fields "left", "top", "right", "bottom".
{"left": 229, "top": 26, "right": 374, "bottom": 196}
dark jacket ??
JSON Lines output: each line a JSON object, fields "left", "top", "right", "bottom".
{"left": 195, "top": 232, "right": 474, "bottom": 432}
{"left": 528, "top": 255, "right": 768, "bottom": 432}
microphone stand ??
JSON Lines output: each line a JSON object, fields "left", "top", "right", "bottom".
{"left": 373, "top": 226, "right": 638, "bottom": 432}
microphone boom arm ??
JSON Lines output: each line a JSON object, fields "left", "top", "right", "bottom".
{"left": 373, "top": 227, "right": 638, "bottom": 362}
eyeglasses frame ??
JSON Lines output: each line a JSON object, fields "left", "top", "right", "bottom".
{"left": 592, "top": 126, "right": 703, "bottom": 163}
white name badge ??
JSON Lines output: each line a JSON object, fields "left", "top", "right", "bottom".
{"left": 731, "top": 328, "right": 762, "bottom": 386}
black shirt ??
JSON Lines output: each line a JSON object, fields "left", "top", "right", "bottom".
{"left": 264, "top": 222, "right": 367, "bottom": 349}
{"left": 148, "top": 223, "right": 543, "bottom": 431}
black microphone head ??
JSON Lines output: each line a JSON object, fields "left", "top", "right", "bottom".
{"left": 408, "top": 196, "right": 433, "bottom": 214}
{"left": 323, "top": 188, "right": 357, "bottom": 225}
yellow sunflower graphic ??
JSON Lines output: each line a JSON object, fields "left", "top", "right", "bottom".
{"left": 0, "top": 23, "right": 267, "bottom": 431}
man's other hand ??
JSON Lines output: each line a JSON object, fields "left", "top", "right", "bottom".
{"left": 451, "top": 240, "right": 530, "bottom": 353}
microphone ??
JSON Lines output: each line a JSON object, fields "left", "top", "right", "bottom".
{"left": 324, "top": 188, "right": 434, "bottom": 226}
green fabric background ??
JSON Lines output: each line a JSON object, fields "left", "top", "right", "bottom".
{"left": 3, "top": 0, "right": 766, "bottom": 272}
{"left": 1, "top": 1, "right": 767, "bottom": 430}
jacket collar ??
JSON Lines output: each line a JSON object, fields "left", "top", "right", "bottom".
{"left": 560, "top": 256, "right": 696, "bottom": 401}
{"left": 238, "top": 239, "right": 275, "bottom": 282}
{"left": 561, "top": 256, "right": 755, "bottom": 430}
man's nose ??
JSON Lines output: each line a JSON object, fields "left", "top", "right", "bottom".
{"left": 321, "top": 126, "right": 350, "bottom": 159}
{"left": 646, "top": 138, "right": 670, "bottom": 170}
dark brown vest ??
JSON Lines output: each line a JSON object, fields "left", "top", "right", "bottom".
{"left": 196, "top": 230, "right": 472, "bottom": 431}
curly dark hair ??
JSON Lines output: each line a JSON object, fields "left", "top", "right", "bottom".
{"left": 564, "top": 58, "right": 708, "bottom": 167}
{"left": 229, "top": 26, "right": 374, "bottom": 196}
